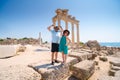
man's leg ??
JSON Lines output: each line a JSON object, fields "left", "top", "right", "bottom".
{"left": 55, "top": 52, "right": 58, "bottom": 60}
{"left": 54, "top": 43, "right": 59, "bottom": 63}
{"left": 55, "top": 52, "right": 59, "bottom": 63}
{"left": 51, "top": 52, "right": 54, "bottom": 61}
{"left": 51, "top": 52, "right": 55, "bottom": 65}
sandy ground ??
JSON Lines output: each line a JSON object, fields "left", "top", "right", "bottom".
{"left": 0, "top": 45, "right": 76, "bottom": 80}
{"left": 0, "top": 45, "right": 51, "bottom": 68}
{"left": 88, "top": 56, "right": 110, "bottom": 80}
{"left": 0, "top": 45, "right": 115, "bottom": 80}
{"left": 64, "top": 56, "right": 111, "bottom": 80}
{"left": 0, "top": 45, "right": 52, "bottom": 80}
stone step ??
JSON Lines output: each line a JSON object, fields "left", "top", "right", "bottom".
{"left": 71, "top": 60, "right": 95, "bottom": 80}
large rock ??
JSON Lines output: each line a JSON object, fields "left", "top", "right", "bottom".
{"left": 71, "top": 60, "right": 95, "bottom": 80}
{"left": 107, "top": 49, "right": 114, "bottom": 55}
{"left": 113, "top": 52, "right": 120, "bottom": 57}
{"left": 109, "top": 57, "right": 120, "bottom": 67}
{"left": 29, "top": 57, "right": 79, "bottom": 80}
{"left": 99, "top": 56, "right": 108, "bottom": 62}
{"left": 98, "top": 50, "right": 108, "bottom": 56}
{"left": 108, "top": 69, "right": 116, "bottom": 76}
{"left": 0, "top": 45, "right": 19, "bottom": 59}
{"left": 16, "top": 46, "right": 26, "bottom": 52}
{"left": 0, "top": 65, "right": 41, "bottom": 80}
{"left": 85, "top": 40, "right": 101, "bottom": 51}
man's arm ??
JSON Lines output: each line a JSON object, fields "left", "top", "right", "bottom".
{"left": 47, "top": 25, "right": 54, "bottom": 31}
{"left": 58, "top": 26, "right": 63, "bottom": 32}
{"left": 58, "top": 26, "right": 63, "bottom": 36}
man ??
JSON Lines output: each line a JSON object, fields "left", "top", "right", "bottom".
{"left": 48, "top": 24, "right": 63, "bottom": 65}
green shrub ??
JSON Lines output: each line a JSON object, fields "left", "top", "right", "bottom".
{"left": 0, "top": 39, "right": 4, "bottom": 42}
{"left": 80, "top": 42, "right": 84, "bottom": 46}
{"left": 22, "top": 37, "right": 29, "bottom": 40}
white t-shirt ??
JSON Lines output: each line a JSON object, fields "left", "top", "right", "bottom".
{"left": 50, "top": 30, "right": 61, "bottom": 44}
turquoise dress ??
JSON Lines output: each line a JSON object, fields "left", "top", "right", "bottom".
{"left": 59, "top": 36, "right": 68, "bottom": 54}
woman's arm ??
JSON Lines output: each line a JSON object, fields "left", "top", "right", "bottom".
{"left": 66, "top": 37, "right": 71, "bottom": 46}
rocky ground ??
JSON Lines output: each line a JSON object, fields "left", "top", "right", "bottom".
{"left": 0, "top": 41, "right": 120, "bottom": 80}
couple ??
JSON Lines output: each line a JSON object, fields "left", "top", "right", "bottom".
{"left": 48, "top": 25, "right": 71, "bottom": 65}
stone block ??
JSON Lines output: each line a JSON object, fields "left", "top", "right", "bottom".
{"left": 29, "top": 62, "right": 69, "bottom": 80}
{"left": 71, "top": 60, "right": 95, "bottom": 80}
{"left": 69, "top": 52, "right": 94, "bottom": 61}
{"left": 108, "top": 70, "right": 116, "bottom": 76}
{"left": 109, "top": 57, "right": 120, "bottom": 67}
{"left": 0, "top": 45, "right": 19, "bottom": 59}
{"left": 99, "top": 56, "right": 108, "bottom": 62}
{"left": 111, "top": 65, "right": 120, "bottom": 71}
{"left": 29, "top": 57, "right": 78, "bottom": 80}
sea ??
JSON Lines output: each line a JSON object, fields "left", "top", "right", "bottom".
{"left": 100, "top": 42, "right": 120, "bottom": 47}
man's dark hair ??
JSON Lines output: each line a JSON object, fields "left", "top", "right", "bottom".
{"left": 63, "top": 30, "right": 70, "bottom": 36}
{"left": 54, "top": 26, "right": 59, "bottom": 30}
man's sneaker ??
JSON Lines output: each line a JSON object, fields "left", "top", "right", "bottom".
{"left": 51, "top": 61, "right": 55, "bottom": 65}
{"left": 55, "top": 60, "right": 59, "bottom": 63}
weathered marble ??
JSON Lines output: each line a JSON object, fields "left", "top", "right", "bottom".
{"left": 71, "top": 60, "right": 95, "bottom": 80}
{"left": 0, "top": 45, "right": 19, "bottom": 59}
{"left": 29, "top": 57, "right": 79, "bottom": 80}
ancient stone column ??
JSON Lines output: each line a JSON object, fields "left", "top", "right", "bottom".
{"left": 65, "top": 21, "right": 68, "bottom": 30}
{"left": 39, "top": 32, "right": 42, "bottom": 45}
{"left": 52, "top": 19, "right": 56, "bottom": 26}
{"left": 72, "top": 23, "right": 74, "bottom": 44}
{"left": 58, "top": 15, "right": 61, "bottom": 28}
{"left": 76, "top": 24, "right": 80, "bottom": 45}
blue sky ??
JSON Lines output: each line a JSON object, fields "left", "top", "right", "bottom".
{"left": 0, "top": 0, "right": 120, "bottom": 42}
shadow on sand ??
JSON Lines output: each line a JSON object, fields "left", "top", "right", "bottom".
{"left": 34, "top": 49, "right": 50, "bottom": 52}
{"left": 34, "top": 63, "right": 63, "bottom": 70}
{"left": 67, "top": 76, "right": 79, "bottom": 80}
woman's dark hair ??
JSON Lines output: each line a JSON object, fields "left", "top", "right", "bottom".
{"left": 63, "top": 30, "right": 70, "bottom": 36}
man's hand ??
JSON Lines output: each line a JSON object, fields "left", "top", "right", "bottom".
{"left": 47, "top": 25, "right": 54, "bottom": 31}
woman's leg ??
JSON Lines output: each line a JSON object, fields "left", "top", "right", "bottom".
{"left": 62, "top": 52, "right": 65, "bottom": 63}
{"left": 64, "top": 54, "right": 67, "bottom": 63}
